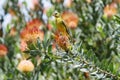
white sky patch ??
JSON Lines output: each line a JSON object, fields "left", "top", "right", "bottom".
{"left": 2, "top": 13, "right": 12, "bottom": 36}
{"left": 63, "top": 0, "right": 71, "bottom": 7}
{"left": 0, "top": 0, "right": 7, "bottom": 19}
{"left": 20, "top": 6, "right": 31, "bottom": 21}
{"left": 18, "top": 0, "right": 33, "bottom": 10}
{"left": 0, "top": 7, "right": 5, "bottom": 19}
{"left": 41, "top": 0, "right": 53, "bottom": 24}
{"left": 42, "top": 14, "right": 48, "bottom": 24}
{"left": 0, "top": 0, "right": 7, "bottom": 7}
{"left": 42, "top": 0, "right": 52, "bottom": 9}
{"left": 26, "top": 0, "right": 34, "bottom": 10}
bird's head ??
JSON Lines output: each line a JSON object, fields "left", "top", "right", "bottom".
{"left": 53, "top": 11, "right": 60, "bottom": 18}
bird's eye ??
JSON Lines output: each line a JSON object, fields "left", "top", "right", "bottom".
{"left": 55, "top": 13, "right": 57, "bottom": 16}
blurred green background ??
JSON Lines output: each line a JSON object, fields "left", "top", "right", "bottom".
{"left": 0, "top": 0, "right": 120, "bottom": 80}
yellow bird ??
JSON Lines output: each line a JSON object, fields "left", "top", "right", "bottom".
{"left": 53, "top": 11, "right": 73, "bottom": 53}
{"left": 53, "top": 11, "right": 71, "bottom": 40}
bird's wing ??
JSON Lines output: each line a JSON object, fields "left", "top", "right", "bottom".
{"left": 61, "top": 21, "right": 70, "bottom": 35}
{"left": 61, "top": 21, "right": 73, "bottom": 42}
